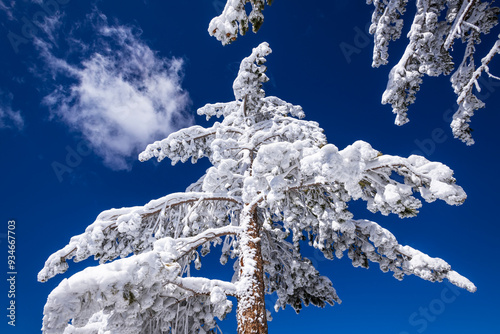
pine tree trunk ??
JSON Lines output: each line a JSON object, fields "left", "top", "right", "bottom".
{"left": 237, "top": 205, "right": 268, "bottom": 334}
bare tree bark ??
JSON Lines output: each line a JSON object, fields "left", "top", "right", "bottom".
{"left": 237, "top": 206, "right": 268, "bottom": 334}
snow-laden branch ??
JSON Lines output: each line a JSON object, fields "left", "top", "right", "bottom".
{"left": 352, "top": 219, "right": 476, "bottom": 292}
{"left": 38, "top": 192, "right": 242, "bottom": 282}
{"left": 261, "top": 228, "right": 341, "bottom": 313}
{"left": 444, "top": 0, "right": 477, "bottom": 50}
{"left": 283, "top": 214, "right": 477, "bottom": 292}
{"left": 208, "top": 0, "right": 273, "bottom": 45}
{"left": 266, "top": 212, "right": 476, "bottom": 294}
{"left": 42, "top": 239, "right": 237, "bottom": 334}
{"left": 451, "top": 35, "right": 500, "bottom": 144}
{"left": 365, "top": 153, "right": 466, "bottom": 204}
{"left": 379, "top": 0, "right": 455, "bottom": 126}
{"left": 369, "top": 0, "right": 407, "bottom": 67}
{"left": 370, "top": 0, "right": 500, "bottom": 141}
{"left": 297, "top": 141, "right": 465, "bottom": 218}
{"left": 139, "top": 123, "right": 243, "bottom": 164}
{"left": 155, "top": 225, "right": 242, "bottom": 263}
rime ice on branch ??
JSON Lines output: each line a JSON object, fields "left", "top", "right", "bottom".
{"left": 369, "top": 0, "right": 500, "bottom": 145}
{"left": 209, "top": 0, "right": 273, "bottom": 45}
{"left": 210, "top": 0, "right": 500, "bottom": 144}
{"left": 39, "top": 42, "right": 476, "bottom": 334}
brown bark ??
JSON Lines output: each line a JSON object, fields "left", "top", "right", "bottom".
{"left": 237, "top": 207, "right": 268, "bottom": 334}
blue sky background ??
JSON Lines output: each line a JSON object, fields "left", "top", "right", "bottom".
{"left": 1, "top": 1, "right": 499, "bottom": 333}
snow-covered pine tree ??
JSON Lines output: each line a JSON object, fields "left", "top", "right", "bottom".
{"left": 209, "top": 0, "right": 500, "bottom": 145}
{"left": 39, "top": 42, "right": 476, "bottom": 334}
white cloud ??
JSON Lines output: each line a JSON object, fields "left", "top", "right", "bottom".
{"left": 0, "top": 91, "right": 24, "bottom": 130}
{"left": 40, "top": 15, "right": 192, "bottom": 170}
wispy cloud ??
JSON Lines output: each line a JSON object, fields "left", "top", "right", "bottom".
{"left": 0, "top": 0, "right": 15, "bottom": 20}
{"left": 39, "top": 12, "right": 192, "bottom": 170}
{"left": 0, "top": 90, "right": 24, "bottom": 130}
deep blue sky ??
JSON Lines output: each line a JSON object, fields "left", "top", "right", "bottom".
{"left": 1, "top": 1, "right": 500, "bottom": 333}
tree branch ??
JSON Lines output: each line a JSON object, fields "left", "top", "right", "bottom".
{"left": 457, "top": 36, "right": 500, "bottom": 105}
{"left": 158, "top": 225, "right": 243, "bottom": 263}
{"left": 444, "top": 0, "right": 477, "bottom": 50}
{"left": 165, "top": 276, "right": 238, "bottom": 298}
